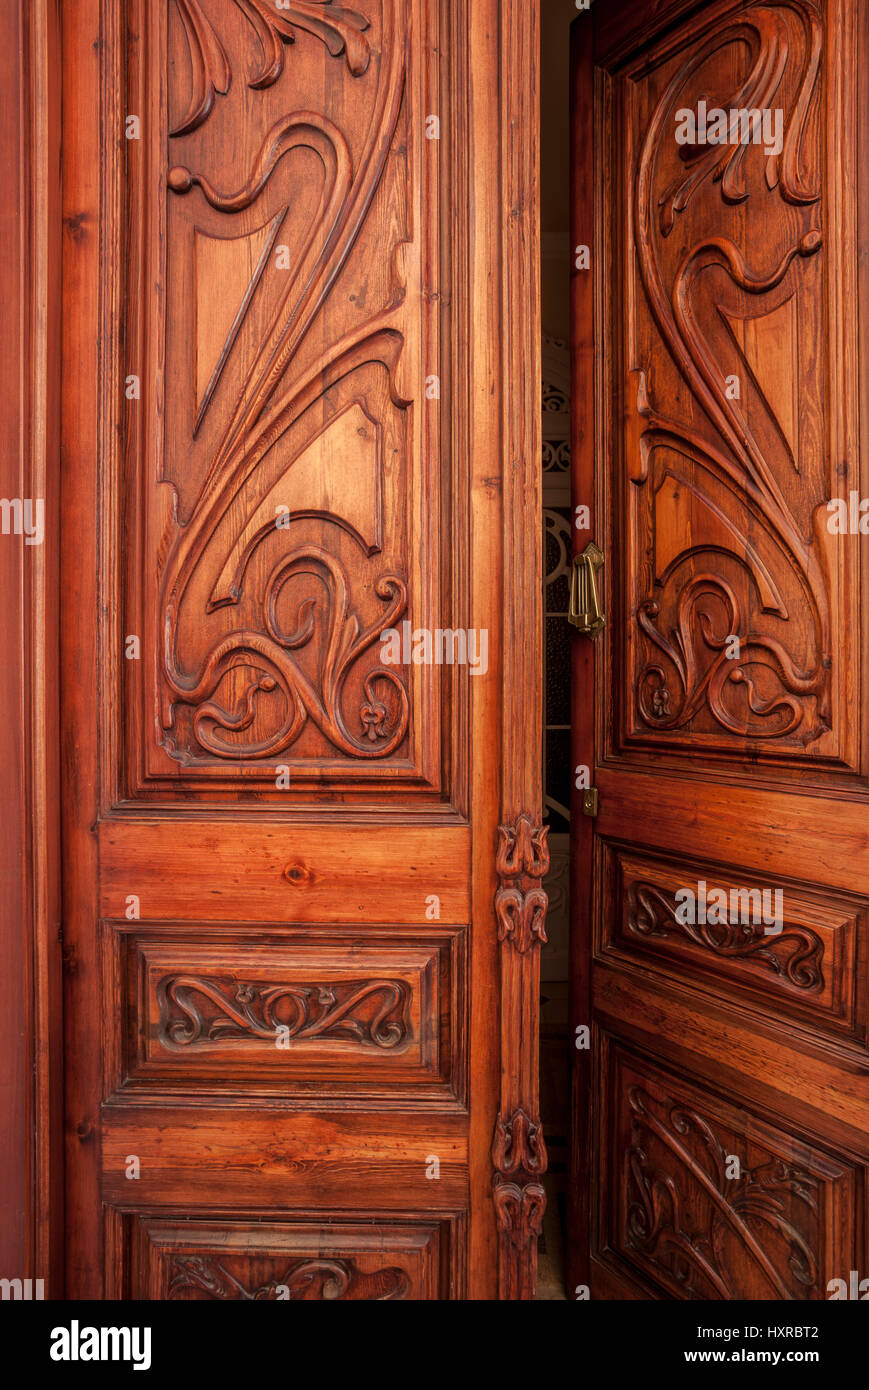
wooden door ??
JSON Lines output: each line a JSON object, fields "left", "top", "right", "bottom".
{"left": 60, "top": 0, "right": 545, "bottom": 1300}
{"left": 570, "top": 0, "right": 869, "bottom": 1300}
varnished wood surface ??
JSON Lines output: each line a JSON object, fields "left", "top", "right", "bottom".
{"left": 570, "top": 0, "right": 869, "bottom": 1301}
{"left": 0, "top": 0, "right": 63, "bottom": 1294}
{"left": 58, "top": 0, "right": 542, "bottom": 1300}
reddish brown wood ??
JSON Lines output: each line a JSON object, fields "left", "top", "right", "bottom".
{"left": 493, "top": 0, "right": 547, "bottom": 1300}
{"left": 59, "top": 0, "right": 541, "bottom": 1301}
{"left": 568, "top": 3, "right": 596, "bottom": 1300}
{"left": 0, "top": 0, "right": 63, "bottom": 1296}
{"left": 570, "top": 0, "right": 869, "bottom": 1301}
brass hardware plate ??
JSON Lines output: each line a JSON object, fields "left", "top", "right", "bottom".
{"left": 568, "top": 541, "right": 605, "bottom": 638}
{"left": 582, "top": 788, "right": 599, "bottom": 818}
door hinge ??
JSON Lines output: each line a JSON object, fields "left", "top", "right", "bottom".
{"left": 568, "top": 541, "right": 605, "bottom": 638}
{"left": 581, "top": 787, "right": 599, "bottom": 818}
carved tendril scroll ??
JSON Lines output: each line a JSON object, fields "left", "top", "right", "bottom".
{"left": 632, "top": 1, "right": 830, "bottom": 746}
{"left": 157, "top": 973, "right": 411, "bottom": 1049}
{"left": 168, "top": 1254, "right": 410, "bottom": 1300}
{"left": 625, "top": 880, "right": 824, "bottom": 991}
{"left": 160, "top": 0, "right": 413, "bottom": 764}
{"left": 170, "top": 0, "right": 372, "bottom": 138}
{"left": 625, "top": 1084, "right": 819, "bottom": 1299}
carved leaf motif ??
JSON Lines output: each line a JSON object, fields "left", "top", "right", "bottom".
{"left": 632, "top": 1, "right": 829, "bottom": 747}
{"left": 161, "top": 3, "right": 411, "bottom": 766}
{"left": 168, "top": 1254, "right": 409, "bottom": 1300}
{"left": 624, "top": 1085, "right": 819, "bottom": 1299}
{"left": 491, "top": 1109, "right": 548, "bottom": 1180}
{"left": 171, "top": 0, "right": 371, "bottom": 137}
{"left": 492, "top": 1181, "right": 547, "bottom": 1253}
{"left": 157, "top": 973, "right": 411, "bottom": 1049}
{"left": 625, "top": 880, "right": 824, "bottom": 990}
{"left": 496, "top": 816, "right": 551, "bottom": 881}
{"left": 170, "top": 0, "right": 231, "bottom": 138}
{"left": 495, "top": 886, "right": 548, "bottom": 954}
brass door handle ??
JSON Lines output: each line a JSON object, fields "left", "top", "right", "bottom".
{"left": 568, "top": 541, "right": 605, "bottom": 638}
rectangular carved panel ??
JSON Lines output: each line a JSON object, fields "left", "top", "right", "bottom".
{"left": 604, "top": 0, "right": 861, "bottom": 777}
{"left": 115, "top": 0, "right": 463, "bottom": 802}
{"left": 599, "top": 1040, "right": 858, "bottom": 1301}
{"left": 598, "top": 843, "right": 864, "bottom": 1044}
{"left": 118, "top": 1216, "right": 457, "bottom": 1299}
{"left": 103, "top": 922, "right": 466, "bottom": 1103}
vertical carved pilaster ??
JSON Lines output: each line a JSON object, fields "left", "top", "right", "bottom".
{"left": 492, "top": 815, "right": 549, "bottom": 1299}
{"left": 497, "top": 0, "right": 543, "bottom": 1301}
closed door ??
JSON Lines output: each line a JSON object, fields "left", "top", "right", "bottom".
{"left": 570, "top": 0, "right": 869, "bottom": 1299}
{"left": 60, "top": 0, "right": 545, "bottom": 1300}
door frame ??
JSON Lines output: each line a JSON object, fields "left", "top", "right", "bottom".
{"left": 3, "top": 0, "right": 546, "bottom": 1300}
{"left": 0, "top": 0, "right": 63, "bottom": 1297}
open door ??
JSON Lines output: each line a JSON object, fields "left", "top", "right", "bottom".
{"left": 570, "top": 0, "right": 869, "bottom": 1299}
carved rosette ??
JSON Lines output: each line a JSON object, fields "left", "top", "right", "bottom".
{"left": 493, "top": 815, "right": 550, "bottom": 1298}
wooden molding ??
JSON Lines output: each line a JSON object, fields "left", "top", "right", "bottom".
{"left": 494, "top": 0, "right": 546, "bottom": 1300}
{"left": 0, "top": 0, "right": 63, "bottom": 1292}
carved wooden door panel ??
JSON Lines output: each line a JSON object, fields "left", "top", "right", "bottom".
{"left": 570, "top": 0, "right": 869, "bottom": 1299}
{"left": 60, "top": 0, "right": 544, "bottom": 1299}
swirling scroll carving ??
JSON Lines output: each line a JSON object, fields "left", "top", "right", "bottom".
{"left": 160, "top": 1, "right": 412, "bottom": 765}
{"left": 157, "top": 973, "right": 411, "bottom": 1049}
{"left": 626, "top": 879, "right": 824, "bottom": 990}
{"left": 624, "top": 1084, "right": 819, "bottom": 1299}
{"left": 631, "top": 1, "right": 830, "bottom": 748}
{"left": 170, "top": 0, "right": 371, "bottom": 137}
{"left": 168, "top": 1254, "right": 409, "bottom": 1300}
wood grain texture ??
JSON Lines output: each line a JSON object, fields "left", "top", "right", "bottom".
{"left": 102, "top": 922, "right": 466, "bottom": 1104}
{"left": 570, "top": 0, "right": 869, "bottom": 1301}
{"left": 0, "top": 0, "right": 63, "bottom": 1296}
{"left": 110, "top": 1214, "right": 467, "bottom": 1300}
{"left": 60, "top": 0, "right": 538, "bottom": 1300}
{"left": 493, "top": 0, "right": 547, "bottom": 1300}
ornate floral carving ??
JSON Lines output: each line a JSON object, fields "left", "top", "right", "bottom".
{"left": 495, "top": 886, "right": 548, "bottom": 954}
{"left": 160, "top": 0, "right": 411, "bottom": 767}
{"left": 632, "top": 1, "right": 830, "bottom": 748}
{"left": 161, "top": 544, "right": 410, "bottom": 760}
{"left": 496, "top": 815, "right": 550, "bottom": 882}
{"left": 625, "top": 880, "right": 824, "bottom": 990}
{"left": 492, "top": 813, "right": 549, "bottom": 1296}
{"left": 168, "top": 1254, "right": 409, "bottom": 1300}
{"left": 624, "top": 1084, "right": 819, "bottom": 1300}
{"left": 491, "top": 1109, "right": 547, "bottom": 1180}
{"left": 157, "top": 974, "right": 410, "bottom": 1049}
{"left": 494, "top": 817, "right": 549, "bottom": 952}
{"left": 170, "top": 0, "right": 371, "bottom": 137}
{"left": 492, "top": 1182, "right": 547, "bottom": 1255}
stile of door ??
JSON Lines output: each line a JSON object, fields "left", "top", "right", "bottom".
{"left": 570, "top": 0, "right": 869, "bottom": 1300}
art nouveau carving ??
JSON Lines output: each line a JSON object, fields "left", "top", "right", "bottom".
{"left": 625, "top": 1, "right": 845, "bottom": 757}
{"left": 492, "top": 814, "right": 549, "bottom": 1296}
{"left": 158, "top": 974, "right": 411, "bottom": 1049}
{"left": 168, "top": 1253, "right": 410, "bottom": 1300}
{"left": 625, "top": 880, "right": 824, "bottom": 991}
{"left": 623, "top": 1082, "right": 821, "bottom": 1300}
{"left": 138, "top": 0, "right": 427, "bottom": 775}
